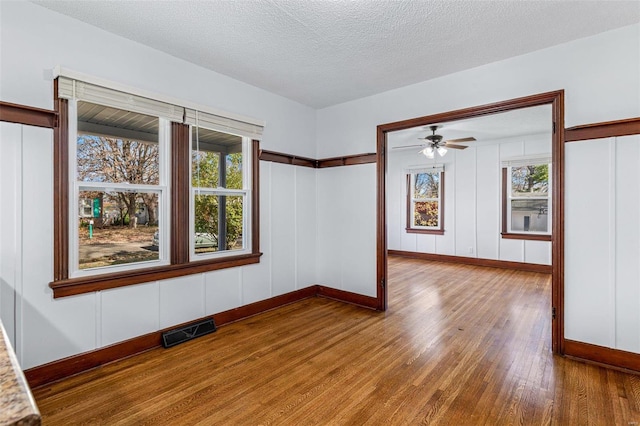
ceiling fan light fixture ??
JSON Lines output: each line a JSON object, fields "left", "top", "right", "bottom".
{"left": 422, "top": 146, "right": 435, "bottom": 159}
{"left": 437, "top": 146, "right": 448, "bottom": 157}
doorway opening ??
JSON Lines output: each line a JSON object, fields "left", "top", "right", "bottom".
{"left": 376, "top": 91, "right": 565, "bottom": 354}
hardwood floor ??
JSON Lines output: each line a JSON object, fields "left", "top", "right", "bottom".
{"left": 33, "top": 256, "right": 640, "bottom": 424}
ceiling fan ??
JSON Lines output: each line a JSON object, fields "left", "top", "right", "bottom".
{"left": 395, "top": 125, "right": 476, "bottom": 158}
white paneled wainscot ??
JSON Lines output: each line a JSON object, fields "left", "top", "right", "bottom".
{"left": 565, "top": 135, "right": 640, "bottom": 353}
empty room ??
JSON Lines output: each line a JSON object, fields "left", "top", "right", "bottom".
{"left": 1, "top": 1, "right": 639, "bottom": 424}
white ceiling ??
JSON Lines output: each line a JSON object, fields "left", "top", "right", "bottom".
{"left": 388, "top": 104, "right": 552, "bottom": 150}
{"left": 33, "top": 0, "right": 640, "bottom": 109}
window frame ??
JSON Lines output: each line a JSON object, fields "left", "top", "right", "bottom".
{"left": 68, "top": 100, "right": 171, "bottom": 278}
{"left": 405, "top": 169, "right": 445, "bottom": 235}
{"left": 50, "top": 80, "right": 262, "bottom": 298}
{"left": 501, "top": 163, "right": 552, "bottom": 241}
{"left": 189, "top": 126, "right": 252, "bottom": 261}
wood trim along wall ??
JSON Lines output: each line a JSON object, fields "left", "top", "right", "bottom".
{"left": 564, "top": 117, "right": 640, "bottom": 142}
{"left": 316, "top": 286, "right": 378, "bottom": 310}
{"left": 564, "top": 340, "right": 640, "bottom": 373}
{"left": 259, "top": 149, "right": 317, "bottom": 168}
{"left": 258, "top": 149, "right": 376, "bottom": 169}
{"left": 251, "top": 140, "right": 261, "bottom": 254}
{"left": 317, "top": 153, "right": 377, "bottom": 168}
{"left": 377, "top": 90, "right": 565, "bottom": 355}
{"left": 25, "top": 284, "right": 374, "bottom": 388}
{"left": 170, "top": 122, "right": 190, "bottom": 264}
{"left": 53, "top": 84, "right": 70, "bottom": 281}
{"left": 50, "top": 253, "right": 262, "bottom": 298}
{"left": 389, "top": 250, "right": 552, "bottom": 274}
{"left": 0, "top": 101, "right": 58, "bottom": 129}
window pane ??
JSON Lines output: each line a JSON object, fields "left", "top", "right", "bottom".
{"left": 194, "top": 193, "right": 244, "bottom": 254}
{"left": 511, "top": 165, "right": 548, "bottom": 197}
{"left": 78, "top": 190, "right": 159, "bottom": 270}
{"left": 510, "top": 199, "right": 548, "bottom": 232}
{"left": 77, "top": 101, "right": 159, "bottom": 185}
{"left": 414, "top": 201, "right": 439, "bottom": 227}
{"left": 192, "top": 127, "right": 243, "bottom": 189}
{"left": 414, "top": 172, "right": 439, "bottom": 199}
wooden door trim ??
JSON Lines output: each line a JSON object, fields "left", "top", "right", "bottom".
{"left": 376, "top": 90, "right": 565, "bottom": 354}
{"left": 565, "top": 117, "right": 640, "bottom": 142}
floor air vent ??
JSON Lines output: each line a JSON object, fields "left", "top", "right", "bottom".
{"left": 162, "top": 318, "right": 216, "bottom": 348}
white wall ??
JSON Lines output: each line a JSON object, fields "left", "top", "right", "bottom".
{"left": 0, "top": 1, "right": 317, "bottom": 369}
{"left": 565, "top": 135, "right": 640, "bottom": 353}
{"left": 316, "top": 23, "right": 640, "bottom": 352}
{"left": 387, "top": 134, "right": 552, "bottom": 265}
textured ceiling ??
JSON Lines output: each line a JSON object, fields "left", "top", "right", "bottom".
{"left": 33, "top": 1, "right": 640, "bottom": 108}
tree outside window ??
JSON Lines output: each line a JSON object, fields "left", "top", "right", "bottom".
{"left": 406, "top": 169, "right": 444, "bottom": 235}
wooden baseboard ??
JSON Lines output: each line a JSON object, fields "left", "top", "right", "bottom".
{"left": 564, "top": 339, "right": 640, "bottom": 373}
{"left": 388, "top": 250, "right": 552, "bottom": 274}
{"left": 317, "top": 286, "right": 378, "bottom": 310}
{"left": 25, "top": 284, "right": 377, "bottom": 388}
{"left": 25, "top": 286, "right": 318, "bottom": 388}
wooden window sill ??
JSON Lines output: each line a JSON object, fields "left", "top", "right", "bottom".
{"left": 406, "top": 228, "right": 445, "bottom": 235}
{"left": 501, "top": 233, "right": 551, "bottom": 242}
{"left": 49, "top": 252, "right": 262, "bottom": 298}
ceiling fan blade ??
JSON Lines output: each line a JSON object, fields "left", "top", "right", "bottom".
{"left": 445, "top": 144, "right": 469, "bottom": 150}
{"left": 391, "top": 143, "right": 424, "bottom": 150}
{"left": 445, "top": 137, "right": 476, "bottom": 143}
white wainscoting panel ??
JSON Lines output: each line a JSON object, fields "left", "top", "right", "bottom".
{"left": 101, "top": 281, "right": 160, "bottom": 347}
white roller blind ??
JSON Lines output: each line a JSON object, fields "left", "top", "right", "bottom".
{"left": 57, "top": 77, "right": 184, "bottom": 122}
{"left": 56, "top": 73, "right": 264, "bottom": 139}
{"left": 406, "top": 164, "right": 444, "bottom": 174}
{"left": 501, "top": 155, "right": 551, "bottom": 168}
{"left": 185, "top": 109, "right": 263, "bottom": 140}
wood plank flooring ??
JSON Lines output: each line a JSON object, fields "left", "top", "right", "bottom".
{"left": 33, "top": 257, "right": 640, "bottom": 424}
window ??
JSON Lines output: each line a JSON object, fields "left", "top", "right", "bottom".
{"left": 406, "top": 166, "right": 444, "bottom": 235}
{"left": 502, "top": 157, "right": 551, "bottom": 241}
{"left": 51, "top": 73, "right": 264, "bottom": 297}
{"left": 190, "top": 125, "right": 250, "bottom": 259}
{"left": 70, "top": 101, "right": 169, "bottom": 276}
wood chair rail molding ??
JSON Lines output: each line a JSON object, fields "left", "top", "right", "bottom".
{"left": 565, "top": 117, "right": 640, "bottom": 142}
{"left": 0, "top": 101, "right": 58, "bottom": 129}
{"left": 259, "top": 149, "right": 376, "bottom": 168}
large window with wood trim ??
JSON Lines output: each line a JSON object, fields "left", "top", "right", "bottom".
{"left": 72, "top": 101, "right": 169, "bottom": 276}
{"left": 501, "top": 157, "right": 551, "bottom": 240}
{"left": 406, "top": 166, "right": 444, "bottom": 235}
{"left": 52, "top": 73, "right": 263, "bottom": 296}
{"left": 190, "top": 125, "right": 251, "bottom": 259}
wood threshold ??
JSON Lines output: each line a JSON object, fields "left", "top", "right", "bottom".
{"left": 388, "top": 250, "right": 552, "bottom": 274}
{"left": 25, "top": 284, "right": 376, "bottom": 387}
{"left": 564, "top": 117, "right": 640, "bottom": 142}
{"left": 564, "top": 339, "right": 640, "bottom": 373}
{"left": 0, "top": 101, "right": 58, "bottom": 128}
